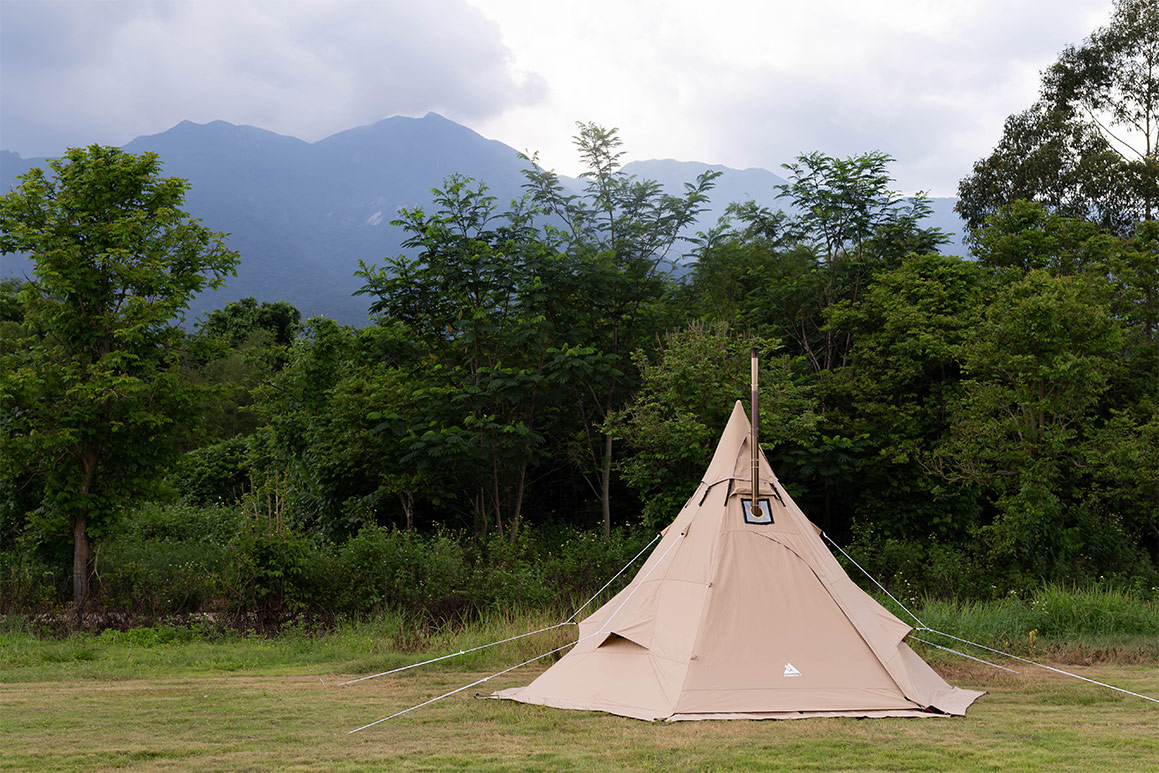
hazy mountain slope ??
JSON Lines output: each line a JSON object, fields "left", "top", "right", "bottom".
{"left": 1, "top": 116, "right": 970, "bottom": 324}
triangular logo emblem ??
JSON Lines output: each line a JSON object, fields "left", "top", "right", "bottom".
{"left": 783, "top": 662, "right": 801, "bottom": 677}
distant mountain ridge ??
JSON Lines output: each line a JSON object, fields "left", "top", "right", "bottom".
{"left": 0, "top": 114, "right": 968, "bottom": 324}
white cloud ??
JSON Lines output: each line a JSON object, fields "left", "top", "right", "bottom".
{"left": 1, "top": 0, "right": 1118, "bottom": 196}
{"left": 1, "top": 0, "right": 544, "bottom": 155}
{"left": 465, "top": 0, "right": 1115, "bottom": 194}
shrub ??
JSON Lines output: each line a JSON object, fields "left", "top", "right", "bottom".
{"left": 540, "top": 527, "right": 655, "bottom": 609}
{"left": 95, "top": 503, "right": 243, "bottom": 617}
{"left": 172, "top": 436, "right": 254, "bottom": 506}
{"left": 0, "top": 550, "right": 61, "bottom": 613}
{"left": 223, "top": 522, "right": 337, "bottom": 629}
{"left": 337, "top": 527, "right": 472, "bottom": 620}
{"left": 114, "top": 502, "right": 246, "bottom": 545}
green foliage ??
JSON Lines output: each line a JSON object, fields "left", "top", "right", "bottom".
{"left": 0, "top": 145, "right": 239, "bottom": 619}
{"left": 934, "top": 271, "right": 1139, "bottom": 580}
{"left": 355, "top": 176, "right": 562, "bottom": 538}
{"left": 2, "top": 502, "right": 657, "bottom": 629}
{"left": 694, "top": 151, "right": 945, "bottom": 375}
{"left": 608, "top": 321, "right": 819, "bottom": 530}
{"left": 842, "top": 529, "right": 989, "bottom": 601}
{"left": 0, "top": 550, "right": 60, "bottom": 613}
{"left": 1028, "top": 585, "right": 1159, "bottom": 638}
{"left": 1080, "top": 409, "right": 1159, "bottom": 569}
{"left": 189, "top": 298, "right": 303, "bottom": 443}
{"left": 95, "top": 503, "right": 243, "bottom": 617}
{"left": 199, "top": 297, "right": 301, "bottom": 349}
{"left": 225, "top": 523, "right": 331, "bottom": 629}
{"left": 519, "top": 123, "right": 720, "bottom": 535}
{"left": 2, "top": 108, "right": 1155, "bottom": 628}
{"left": 970, "top": 199, "right": 1126, "bottom": 273}
{"left": 0, "top": 276, "right": 25, "bottom": 324}
{"left": 333, "top": 525, "right": 653, "bottom": 621}
{"left": 172, "top": 435, "right": 254, "bottom": 506}
{"left": 824, "top": 253, "right": 988, "bottom": 540}
{"left": 958, "top": 0, "right": 1159, "bottom": 230}
{"left": 972, "top": 203, "right": 1158, "bottom": 395}
{"left": 777, "top": 151, "right": 945, "bottom": 269}
{"left": 337, "top": 526, "right": 474, "bottom": 619}
{"left": 956, "top": 105, "right": 1133, "bottom": 234}
{"left": 95, "top": 625, "right": 208, "bottom": 647}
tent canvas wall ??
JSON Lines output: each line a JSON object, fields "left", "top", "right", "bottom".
{"left": 494, "top": 402, "right": 983, "bottom": 721}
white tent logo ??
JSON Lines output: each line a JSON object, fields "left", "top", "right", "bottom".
{"left": 783, "top": 662, "right": 802, "bottom": 678}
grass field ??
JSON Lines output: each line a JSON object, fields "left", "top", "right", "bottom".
{"left": 2, "top": 620, "right": 1157, "bottom": 771}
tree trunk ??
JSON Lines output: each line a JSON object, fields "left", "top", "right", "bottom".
{"left": 508, "top": 464, "right": 527, "bottom": 544}
{"left": 73, "top": 510, "right": 90, "bottom": 629}
{"left": 601, "top": 432, "right": 613, "bottom": 540}
{"left": 474, "top": 487, "right": 487, "bottom": 539}
{"left": 74, "top": 447, "right": 99, "bottom": 629}
{"left": 398, "top": 490, "right": 415, "bottom": 533}
{"left": 492, "top": 461, "right": 504, "bottom": 537}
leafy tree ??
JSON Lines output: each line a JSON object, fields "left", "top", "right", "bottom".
{"left": 958, "top": 0, "right": 1159, "bottom": 232}
{"left": 686, "top": 206, "right": 815, "bottom": 337}
{"left": 193, "top": 297, "right": 303, "bottom": 442}
{"left": 200, "top": 296, "right": 301, "bottom": 348}
{"left": 933, "top": 271, "right": 1127, "bottom": 583}
{"left": 824, "top": 253, "right": 988, "bottom": 541}
{"left": 956, "top": 106, "right": 1132, "bottom": 234}
{"left": 691, "top": 153, "right": 944, "bottom": 378}
{"left": 682, "top": 154, "right": 947, "bottom": 537}
{"left": 0, "top": 276, "right": 25, "bottom": 326}
{"left": 1080, "top": 409, "right": 1159, "bottom": 578}
{"left": 971, "top": 201, "right": 1158, "bottom": 395}
{"left": 255, "top": 317, "right": 368, "bottom": 537}
{"left": 357, "top": 176, "right": 565, "bottom": 539}
{"left": 607, "top": 321, "right": 819, "bottom": 530}
{"left": 0, "top": 146, "right": 238, "bottom": 624}
{"left": 519, "top": 123, "right": 719, "bottom": 536}
{"left": 1045, "top": 0, "right": 1159, "bottom": 221}
{"left": 254, "top": 318, "right": 432, "bottom": 537}
{"left": 774, "top": 151, "right": 947, "bottom": 372}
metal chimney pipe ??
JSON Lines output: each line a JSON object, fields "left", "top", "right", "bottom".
{"left": 751, "top": 347, "right": 762, "bottom": 518}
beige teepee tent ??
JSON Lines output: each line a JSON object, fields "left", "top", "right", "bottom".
{"left": 494, "top": 402, "right": 983, "bottom": 721}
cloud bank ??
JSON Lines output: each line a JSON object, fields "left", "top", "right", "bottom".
{"left": 1, "top": 0, "right": 1115, "bottom": 196}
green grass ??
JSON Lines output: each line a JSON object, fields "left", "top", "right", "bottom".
{"left": 868, "top": 585, "right": 1159, "bottom": 663}
{"left": 2, "top": 614, "right": 1157, "bottom": 771}
{"left": 0, "top": 608, "right": 580, "bottom": 683}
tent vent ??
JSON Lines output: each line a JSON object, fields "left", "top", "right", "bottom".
{"left": 598, "top": 633, "right": 648, "bottom": 652}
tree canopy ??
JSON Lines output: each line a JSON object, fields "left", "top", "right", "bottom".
{"left": 958, "top": 0, "right": 1159, "bottom": 232}
{"left": 0, "top": 145, "right": 239, "bottom": 623}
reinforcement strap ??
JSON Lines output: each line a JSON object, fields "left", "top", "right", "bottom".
{"left": 918, "top": 626, "right": 1159, "bottom": 704}
{"left": 821, "top": 531, "right": 924, "bottom": 628}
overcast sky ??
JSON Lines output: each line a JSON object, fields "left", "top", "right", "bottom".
{"left": 1, "top": 0, "right": 1114, "bottom": 196}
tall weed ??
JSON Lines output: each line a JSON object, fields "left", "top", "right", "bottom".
{"left": 908, "top": 585, "right": 1158, "bottom": 658}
